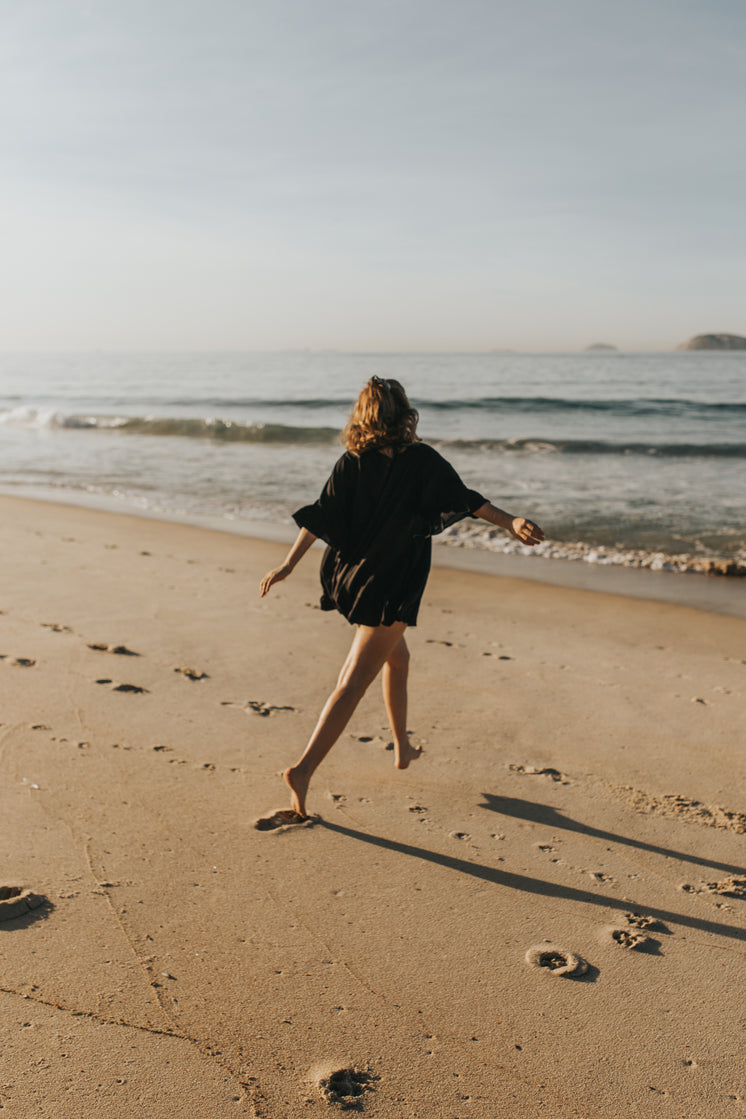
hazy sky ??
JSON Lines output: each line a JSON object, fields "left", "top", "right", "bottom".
{"left": 1, "top": 0, "right": 744, "bottom": 350}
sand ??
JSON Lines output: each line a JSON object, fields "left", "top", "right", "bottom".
{"left": 1, "top": 494, "right": 745, "bottom": 1118}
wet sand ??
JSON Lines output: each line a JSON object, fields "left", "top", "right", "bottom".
{"left": 1, "top": 494, "right": 745, "bottom": 1117}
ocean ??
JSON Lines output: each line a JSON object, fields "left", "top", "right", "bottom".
{"left": 1, "top": 350, "right": 745, "bottom": 576}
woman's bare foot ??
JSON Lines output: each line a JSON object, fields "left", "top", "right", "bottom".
{"left": 394, "top": 741, "right": 423, "bottom": 770}
{"left": 283, "top": 766, "right": 310, "bottom": 817}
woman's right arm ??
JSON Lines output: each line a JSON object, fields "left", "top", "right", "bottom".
{"left": 259, "top": 528, "right": 317, "bottom": 597}
{"left": 474, "top": 502, "right": 544, "bottom": 546}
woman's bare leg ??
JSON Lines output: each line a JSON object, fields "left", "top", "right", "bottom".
{"left": 284, "top": 621, "right": 407, "bottom": 816}
{"left": 382, "top": 635, "right": 421, "bottom": 769}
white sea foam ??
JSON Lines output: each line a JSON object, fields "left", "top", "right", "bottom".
{"left": 1, "top": 350, "right": 745, "bottom": 577}
{"left": 438, "top": 522, "right": 746, "bottom": 576}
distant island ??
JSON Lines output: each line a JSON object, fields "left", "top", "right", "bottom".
{"left": 585, "top": 343, "right": 618, "bottom": 351}
{"left": 677, "top": 333, "right": 746, "bottom": 351}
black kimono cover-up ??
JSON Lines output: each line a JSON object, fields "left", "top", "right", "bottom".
{"left": 292, "top": 443, "right": 486, "bottom": 627}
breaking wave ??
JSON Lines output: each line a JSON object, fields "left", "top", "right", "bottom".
{"left": 1, "top": 407, "right": 743, "bottom": 457}
{"left": 0, "top": 409, "right": 339, "bottom": 444}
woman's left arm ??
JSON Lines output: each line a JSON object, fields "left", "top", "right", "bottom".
{"left": 259, "top": 528, "right": 318, "bottom": 597}
{"left": 474, "top": 502, "right": 544, "bottom": 546}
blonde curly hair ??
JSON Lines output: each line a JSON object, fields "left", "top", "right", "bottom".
{"left": 342, "top": 377, "right": 420, "bottom": 456}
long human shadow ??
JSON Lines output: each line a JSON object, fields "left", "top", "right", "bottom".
{"left": 320, "top": 820, "right": 746, "bottom": 944}
{"left": 480, "top": 794, "right": 746, "bottom": 877}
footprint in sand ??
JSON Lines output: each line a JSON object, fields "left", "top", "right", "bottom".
{"left": 0, "top": 886, "right": 46, "bottom": 923}
{"left": 174, "top": 666, "right": 209, "bottom": 681}
{"left": 509, "top": 763, "right": 569, "bottom": 784}
{"left": 221, "top": 699, "right": 296, "bottom": 716}
{"left": 525, "top": 943, "right": 589, "bottom": 977}
{"left": 350, "top": 732, "right": 404, "bottom": 754}
{"left": 315, "top": 1068, "right": 375, "bottom": 1106}
{"left": 254, "top": 810, "right": 314, "bottom": 832}
{"left": 611, "top": 785, "right": 746, "bottom": 836}
{"left": 705, "top": 876, "right": 746, "bottom": 899}
{"left": 587, "top": 870, "right": 615, "bottom": 884}
{"left": 41, "top": 623, "right": 72, "bottom": 633}
{"left": 1, "top": 656, "right": 37, "bottom": 667}
{"left": 95, "top": 679, "right": 149, "bottom": 694}
{"left": 88, "top": 643, "right": 140, "bottom": 656}
{"left": 602, "top": 927, "right": 653, "bottom": 951}
{"left": 625, "top": 912, "right": 668, "bottom": 932}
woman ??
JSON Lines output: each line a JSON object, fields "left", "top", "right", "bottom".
{"left": 260, "top": 377, "right": 544, "bottom": 818}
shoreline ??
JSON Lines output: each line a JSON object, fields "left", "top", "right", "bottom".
{"left": 3, "top": 488, "right": 745, "bottom": 1116}
{"left": 2, "top": 485, "right": 744, "bottom": 619}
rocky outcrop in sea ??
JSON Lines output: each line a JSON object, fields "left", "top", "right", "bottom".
{"left": 676, "top": 333, "right": 746, "bottom": 351}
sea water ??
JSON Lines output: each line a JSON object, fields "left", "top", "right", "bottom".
{"left": 0, "top": 350, "right": 744, "bottom": 575}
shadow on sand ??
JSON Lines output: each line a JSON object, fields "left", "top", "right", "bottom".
{"left": 480, "top": 793, "right": 746, "bottom": 877}
{"left": 320, "top": 800, "right": 746, "bottom": 945}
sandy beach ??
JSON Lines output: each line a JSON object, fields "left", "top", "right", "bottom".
{"left": 2, "top": 493, "right": 745, "bottom": 1118}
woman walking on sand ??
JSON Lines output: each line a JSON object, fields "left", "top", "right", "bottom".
{"left": 259, "top": 377, "right": 544, "bottom": 819}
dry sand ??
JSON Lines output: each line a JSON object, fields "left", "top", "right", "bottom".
{"left": 1, "top": 494, "right": 745, "bottom": 1118}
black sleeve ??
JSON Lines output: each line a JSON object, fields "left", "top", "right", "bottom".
{"left": 292, "top": 453, "right": 355, "bottom": 551}
{"left": 419, "top": 448, "right": 486, "bottom": 536}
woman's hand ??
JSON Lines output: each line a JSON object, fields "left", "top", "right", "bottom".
{"left": 510, "top": 517, "right": 544, "bottom": 546}
{"left": 258, "top": 528, "right": 318, "bottom": 599}
{"left": 259, "top": 564, "right": 292, "bottom": 597}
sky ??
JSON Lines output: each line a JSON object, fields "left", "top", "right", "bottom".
{"left": 0, "top": 0, "right": 744, "bottom": 351}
